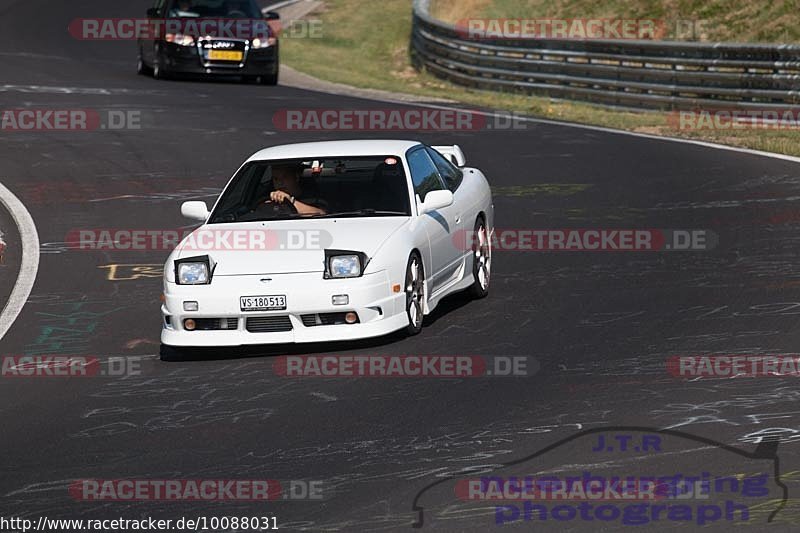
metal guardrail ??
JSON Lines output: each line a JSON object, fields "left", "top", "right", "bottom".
{"left": 411, "top": 0, "right": 800, "bottom": 110}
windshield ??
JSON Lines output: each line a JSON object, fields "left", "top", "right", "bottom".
{"left": 167, "top": 0, "right": 263, "bottom": 18}
{"left": 209, "top": 156, "right": 412, "bottom": 223}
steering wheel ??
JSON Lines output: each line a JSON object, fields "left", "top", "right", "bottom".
{"left": 228, "top": 9, "right": 247, "bottom": 17}
{"left": 262, "top": 199, "right": 298, "bottom": 216}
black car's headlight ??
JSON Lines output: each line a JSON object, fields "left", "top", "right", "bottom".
{"left": 324, "top": 250, "right": 369, "bottom": 279}
{"left": 175, "top": 255, "right": 214, "bottom": 285}
{"left": 165, "top": 33, "right": 195, "bottom": 46}
{"left": 251, "top": 37, "right": 276, "bottom": 49}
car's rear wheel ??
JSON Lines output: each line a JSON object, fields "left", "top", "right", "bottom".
{"left": 469, "top": 217, "right": 491, "bottom": 298}
{"left": 405, "top": 252, "right": 424, "bottom": 335}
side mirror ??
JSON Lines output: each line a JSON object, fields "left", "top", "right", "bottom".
{"left": 181, "top": 201, "right": 209, "bottom": 222}
{"left": 146, "top": 7, "right": 160, "bottom": 17}
{"left": 264, "top": 11, "right": 280, "bottom": 20}
{"left": 418, "top": 190, "right": 454, "bottom": 215}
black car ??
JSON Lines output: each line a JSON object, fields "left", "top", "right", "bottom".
{"left": 137, "top": 0, "right": 280, "bottom": 85}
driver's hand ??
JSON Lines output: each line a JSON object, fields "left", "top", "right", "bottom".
{"left": 268, "top": 190, "right": 293, "bottom": 204}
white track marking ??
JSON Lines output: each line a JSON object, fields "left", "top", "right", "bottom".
{"left": 310, "top": 391, "right": 338, "bottom": 402}
{"left": 0, "top": 84, "right": 163, "bottom": 96}
{"left": 0, "top": 181, "right": 39, "bottom": 340}
{"left": 262, "top": 0, "right": 306, "bottom": 12}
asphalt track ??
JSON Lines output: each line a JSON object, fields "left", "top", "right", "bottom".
{"left": 3, "top": 0, "right": 800, "bottom": 531}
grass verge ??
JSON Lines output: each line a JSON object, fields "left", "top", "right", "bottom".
{"left": 431, "top": 0, "right": 800, "bottom": 43}
{"left": 281, "top": 0, "right": 800, "bottom": 158}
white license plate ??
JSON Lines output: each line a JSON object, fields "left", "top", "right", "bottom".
{"left": 240, "top": 295, "right": 286, "bottom": 312}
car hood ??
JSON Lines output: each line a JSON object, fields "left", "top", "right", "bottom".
{"left": 175, "top": 217, "right": 410, "bottom": 276}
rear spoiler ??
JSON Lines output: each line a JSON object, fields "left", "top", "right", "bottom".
{"left": 432, "top": 145, "right": 466, "bottom": 167}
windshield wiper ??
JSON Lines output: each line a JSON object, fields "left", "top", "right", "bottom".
{"left": 322, "top": 209, "right": 408, "bottom": 218}
{"left": 246, "top": 214, "right": 308, "bottom": 221}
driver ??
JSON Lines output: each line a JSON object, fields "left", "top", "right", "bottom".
{"left": 171, "top": 0, "right": 197, "bottom": 16}
{"left": 265, "top": 163, "right": 327, "bottom": 215}
{"left": 227, "top": 0, "right": 251, "bottom": 16}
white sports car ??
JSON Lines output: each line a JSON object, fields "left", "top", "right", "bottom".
{"left": 160, "top": 140, "right": 493, "bottom": 352}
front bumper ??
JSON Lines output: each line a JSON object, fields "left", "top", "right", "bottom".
{"left": 161, "top": 270, "right": 408, "bottom": 347}
{"left": 158, "top": 40, "right": 278, "bottom": 76}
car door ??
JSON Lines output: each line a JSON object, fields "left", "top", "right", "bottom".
{"left": 426, "top": 144, "right": 470, "bottom": 255}
{"left": 406, "top": 147, "right": 462, "bottom": 293}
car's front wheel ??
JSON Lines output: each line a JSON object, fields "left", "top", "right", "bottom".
{"left": 405, "top": 252, "right": 425, "bottom": 335}
{"left": 469, "top": 217, "right": 491, "bottom": 298}
{"left": 136, "top": 48, "right": 152, "bottom": 76}
{"left": 152, "top": 51, "right": 170, "bottom": 80}
{"left": 260, "top": 67, "right": 279, "bottom": 86}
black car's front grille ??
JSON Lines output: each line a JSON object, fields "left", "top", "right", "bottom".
{"left": 246, "top": 316, "right": 293, "bottom": 333}
{"left": 193, "top": 318, "right": 238, "bottom": 331}
{"left": 300, "top": 313, "right": 359, "bottom": 327}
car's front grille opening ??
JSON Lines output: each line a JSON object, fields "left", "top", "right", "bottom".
{"left": 193, "top": 318, "right": 238, "bottom": 331}
{"left": 200, "top": 39, "right": 247, "bottom": 66}
{"left": 300, "top": 314, "right": 318, "bottom": 327}
{"left": 300, "top": 313, "right": 360, "bottom": 327}
{"left": 246, "top": 316, "right": 293, "bottom": 333}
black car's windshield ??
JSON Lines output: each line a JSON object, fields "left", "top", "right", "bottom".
{"left": 167, "top": 0, "right": 262, "bottom": 18}
{"left": 209, "top": 156, "right": 412, "bottom": 223}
